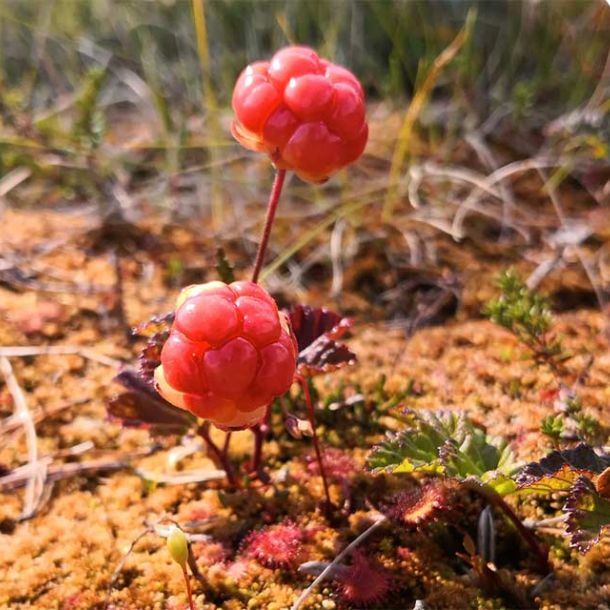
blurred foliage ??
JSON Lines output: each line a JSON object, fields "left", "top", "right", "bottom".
{"left": 0, "top": 0, "right": 608, "bottom": 117}
{"left": 0, "top": 0, "right": 607, "bottom": 222}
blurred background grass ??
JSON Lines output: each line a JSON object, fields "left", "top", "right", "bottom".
{"left": 0, "top": 0, "right": 608, "bottom": 290}
{"left": 2, "top": 0, "right": 608, "bottom": 115}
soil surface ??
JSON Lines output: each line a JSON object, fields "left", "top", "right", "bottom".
{"left": 1, "top": 203, "right": 609, "bottom": 610}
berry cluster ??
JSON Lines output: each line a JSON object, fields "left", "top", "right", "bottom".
{"left": 154, "top": 281, "right": 297, "bottom": 429}
{"left": 232, "top": 45, "right": 368, "bottom": 183}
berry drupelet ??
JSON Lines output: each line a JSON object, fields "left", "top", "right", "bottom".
{"left": 154, "top": 281, "right": 297, "bottom": 429}
{"left": 232, "top": 45, "right": 368, "bottom": 183}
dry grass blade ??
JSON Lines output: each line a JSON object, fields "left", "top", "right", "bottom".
{"left": 104, "top": 526, "right": 153, "bottom": 610}
{"left": 0, "top": 345, "right": 123, "bottom": 368}
{"left": 450, "top": 157, "right": 568, "bottom": 239}
{"left": 383, "top": 9, "right": 476, "bottom": 221}
{"left": 0, "top": 355, "right": 46, "bottom": 520}
{"left": 291, "top": 514, "right": 387, "bottom": 610}
{"left": 133, "top": 467, "right": 226, "bottom": 485}
{"left": 538, "top": 168, "right": 607, "bottom": 312}
{"left": 0, "top": 167, "right": 31, "bottom": 198}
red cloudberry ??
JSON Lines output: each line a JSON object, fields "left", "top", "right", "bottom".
{"left": 154, "top": 281, "right": 297, "bottom": 429}
{"left": 232, "top": 45, "right": 368, "bottom": 183}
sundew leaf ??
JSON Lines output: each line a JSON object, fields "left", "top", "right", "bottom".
{"left": 564, "top": 476, "right": 610, "bottom": 553}
{"left": 368, "top": 410, "right": 519, "bottom": 493}
{"left": 516, "top": 444, "right": 610, "bottom": 494}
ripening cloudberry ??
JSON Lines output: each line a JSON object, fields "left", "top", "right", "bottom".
{"left": 154, "top": 281, "right": 297, "bottom": 429}
{"left": 232, "top": 45, "right": 368, "bottom": 183}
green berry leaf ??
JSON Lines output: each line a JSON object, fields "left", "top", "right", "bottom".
{"left": 367, "top": 410, "right": 518, "bottom": 494}
{"left": 215, "top": 247, "right": 236, "bottom": 284}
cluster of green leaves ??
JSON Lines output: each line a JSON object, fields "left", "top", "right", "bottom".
{"left": 483, "top": 270, "right": 566, "bottom": 367}
{"left": 368, "top": 410, "right": 518, "bottom": 495}
{"left": 540, "top": 393, "right": 604, "bottom": 446}
{"left": 485, "top": 272, "right": 605, "bottom": 446}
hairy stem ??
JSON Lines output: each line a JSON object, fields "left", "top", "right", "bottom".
{"left": 299, "top": 376, "right": 333, "bottom": 511}
{"left": 464, "top": 480, "right": 550, "bottom": 574}
{"left": 251, "top": 168, "right": 286, "bottom": 283}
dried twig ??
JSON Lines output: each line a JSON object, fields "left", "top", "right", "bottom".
{"left": 133, "top": 467, "right": 226, "bottom": 485}
{"left": 291, "top": 514, "right": 387, "bottom": 610}
{"left": 0, "top": 356, "right": 46, "bottom": 519}
{"left": 104, "top": 526, "right": 154, "bottom": 610}
{"left": 0, "top": 447, "right": 158, "bottom": 491}
{"left": 0, "top": 345, "right": 123, "bottom": 368}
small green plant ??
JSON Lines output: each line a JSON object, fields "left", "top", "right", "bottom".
{"left": 368, "top": 409, "right": 518, "bottom": 495}
{"left": 483, "top": 270, "right": 567, "bottom": 374}
{"left": 540, "top": 414, "right": 564, "bottom": 445}
{"left": 368, "top": 410, "right": 550, "bottom": 572}
{"left": 486, "top": 271, "right": 605, "bottom": 446}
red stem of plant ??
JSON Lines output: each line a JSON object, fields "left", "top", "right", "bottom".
{"left": 182, "top": 566, "right": 194, "bottom": 610}
{"left": 465, "top": 481, "right": 550, "bottom": 574}
{"left": 251, "top": 168, "right": 286, "bottom": 283}
{"left": 249, "top": 406, "right": 271, "bottom": 475}
{"left": 222, "top": 431, "right": 232, "bottom": 458}
{"left": 198, "top": 423, "right": 239, "bottom": 488}
{"left": 299, "top": 375, "right": 333, "bottom": 510}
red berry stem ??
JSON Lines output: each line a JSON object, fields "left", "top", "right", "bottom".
{"left": 251, "top": 168, "right": 286, "bottom": 283}
{"left": 463, "top": 480, "right": 550, "bottom": 574}
{"left": 249, "top": 406, "right": 271, "bottom": 477}
{"left": 222, "top": 431, "right": 232, "bottom": 458}
{"left": 299, "top": 375, "right": 333, "bottom": 512}
{"left": 198, "top": 422, "right": 240, "bottom": 488}
{"left": 182, "top": 566, "right": 195, "bottom": 610}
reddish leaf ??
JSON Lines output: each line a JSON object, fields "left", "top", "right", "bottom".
{"left": 131, "top": 311, "right": 175, "bottom": 384}
{"left": 108, "top": 369, "right": 195, "bottom": 434}
{"left": 132, "top": 311, "right": 175, "bottom": 338}
{"left": 286, "top": 304, "right": 356, "bottom": 377}
{"left": 286, "top": 304, "right": 352, "bottom": 352}
{"left": 383, "top": 481, "right": 452, "bottom": 527}
{"left": 297, "top": 336, "right": 357, "bottom": 376}
{"left": 517, "top": 444, "right": 610, "bottom": 493}
{"left": 564, "top": 476, "right": 610, "bottom": 553}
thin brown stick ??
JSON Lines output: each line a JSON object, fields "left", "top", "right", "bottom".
{"left": 299, "top": 376, "right": 332, "bottom": 511}
{"left": 0, "top": 345, "right": 123, "bottom": 368}
{"left": 182, "top": 566, "right": 195, "bottom": 610}
{"left": 104, "top": 526, "right": 153, "bottom": 610}
{"left": 464, "top": 480, "right": 550, "bottom": 574}
{"left": 291, "top": 515, "right": 387, "bottom": 610}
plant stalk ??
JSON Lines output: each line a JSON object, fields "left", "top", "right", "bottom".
{"left": 299, "top": 376, "right": 333, "bottom": 511}
{"left": 182, "top": 566, "right": 195, "bottom": 610}
{"left": 198, "top": 422, "right": 239, "bottom": 488}
{"left": 464, "top": 480, "right": 550, "bottom": 574}
{"left": 251, "top": 168, "right": 286, "bottom": 283}
{"left": 248, "top": 406, "right": 271, "bottom": 478}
